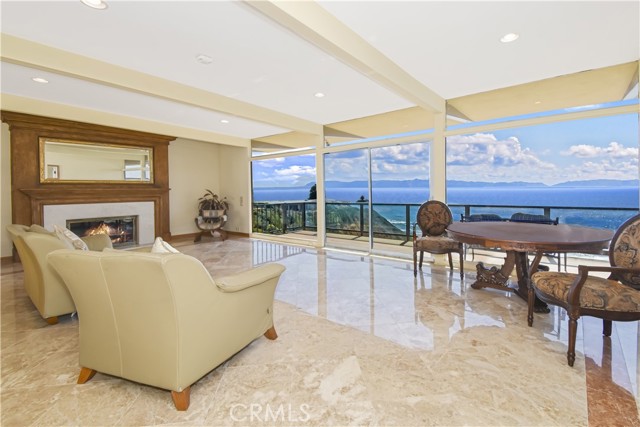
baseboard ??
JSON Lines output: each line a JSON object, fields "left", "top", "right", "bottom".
{"left": 225, "top": 230, "right": 250, "bottom": 238}
{"left": 1, "top": 256, "right": 15, "bottom": 265}
{"left": 169, "top": 230, "right": 250, "bottom": 242}
{"left": 168, "top": 232, "right": 201, "bottom": 242}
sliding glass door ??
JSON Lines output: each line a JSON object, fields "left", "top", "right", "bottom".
{"left": 324, "top": 149, "right": 371, "bottom": 251}
{"left": 323, "top": 140, "right": 430, "bottom": 255}
{"left": 370, "top": 142, "right": 430, "bottom": 253}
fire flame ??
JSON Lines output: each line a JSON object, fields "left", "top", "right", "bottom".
{"left": 84, "top": 223, "right": 117, "bottom": 237}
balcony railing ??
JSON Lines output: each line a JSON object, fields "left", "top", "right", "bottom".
{"left": 252, "top": 201, "right": 638, "bottom": 242}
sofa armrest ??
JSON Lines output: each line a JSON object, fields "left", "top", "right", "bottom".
{"left": 216, "top": 263, "right": 286, "bottom": 293}
{"left": 81, "top": 234, "right": 114, "bottom": 251}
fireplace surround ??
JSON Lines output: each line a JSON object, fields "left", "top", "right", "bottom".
{"left": 2, "top": 112, "right": 174, "bottom": 240}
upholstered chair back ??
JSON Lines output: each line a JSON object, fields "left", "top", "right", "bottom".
{"left": 416, "top": 200, "right": 453, "bottom": 237}
{"left": 610, "top": 214, "right": 640, "bottom": 288}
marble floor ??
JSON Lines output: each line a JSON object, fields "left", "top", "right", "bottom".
{"left": 1, "top": 237, "right": 639, "bottom": 426}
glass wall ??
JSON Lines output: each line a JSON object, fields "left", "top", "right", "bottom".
{"left": 251, "top": 153, "right": 317, "bottom": 242}
{"left": 370, "top": 141, "right": 429, "bottom": 246}
{"left": 322, "top": 140, "right": 431, "bottom": 253}
{"left": 323, "top": 149, "right": 371, "bottom": 250}
{"left": 446, "top": 113, "right": 639, "bottom": 230}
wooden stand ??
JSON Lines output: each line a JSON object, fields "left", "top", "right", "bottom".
{"left": 194, "top": 215, "right": 227, "bottom": 242}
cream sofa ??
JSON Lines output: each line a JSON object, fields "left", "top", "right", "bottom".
{"left": 6, "top": 224, "right": 113, "bottom": 324}
{"left": 47, "top": 249, "right": 285, "bottom": 410}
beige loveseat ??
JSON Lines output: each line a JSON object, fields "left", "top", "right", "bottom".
{"left": 47, "top": 249, "right": 285, "bottom": 410}
{"left": 6, "top": 224, "right": 113, "bottom": 324}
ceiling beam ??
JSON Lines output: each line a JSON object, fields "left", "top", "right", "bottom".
{"left": 245, "top": 0, "right": 445, "bottom": 113}
{"left": 623, "top": 61, "right": 639, "bottom": 99}
{"left": 0, "top": 34, "right": 323, "bottom": 136}
{"left": 1, "top": 94, "right": 250, "bottom": 147}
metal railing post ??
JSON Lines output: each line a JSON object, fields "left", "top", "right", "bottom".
{"left": 302, "top": 203, "right": 307, "bottom": 229}
{"left": 405, "top": 205, "right": 411, "bottom": 241}
{"left": 281, "top": 203, "right": 287, "bottom": 234}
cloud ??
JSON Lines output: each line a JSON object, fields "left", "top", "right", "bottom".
{"left": 561, "top": 141, "right": 638, "bottom": 158}
{"left": 447, "top": 133, "right": 555, "bottom": 170}
{"left": 324, "top": 143, "right": 431, "bottom": 181}
{"left": 563, "top": 157, "right": 638, "bottom": 181}
{"left": 274, "top": 165, "right": 316, "bottom": 177}
{"left": 253, "top": 155, "right": 316, "bottom": 186}
{"left": 254, "top": 157, "right": 285, "bottom": 167}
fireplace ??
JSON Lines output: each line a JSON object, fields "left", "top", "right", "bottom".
{"left": 67, "top": 215, "right": 138, "bottom": 248}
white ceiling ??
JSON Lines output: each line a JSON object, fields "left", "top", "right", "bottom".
{"left": 1, "top": 0, "right": 638, "bottom": 145}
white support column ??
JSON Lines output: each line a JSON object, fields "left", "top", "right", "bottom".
{"left": 430, "top": 112, "right": 447, "bottom": 202}
{"left": 315, "top": 135, "right": 326, "bottom": 248}
{"left": 429, "top": 112, "right": 448, "bottom": 267}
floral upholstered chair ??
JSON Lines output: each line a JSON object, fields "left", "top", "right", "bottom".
{"left": 413, "top": 200, "right": 463, "bottom": 279}
{"left": 529, "top": 214, "right": 640, "bottom": 366}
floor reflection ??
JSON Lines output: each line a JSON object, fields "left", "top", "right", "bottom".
{"left": 1, "top": 237, "right": 638, "bottom": 426}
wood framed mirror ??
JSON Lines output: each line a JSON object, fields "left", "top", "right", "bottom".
{"left": 39, "top": 138, "right": 154, "bottom": 184}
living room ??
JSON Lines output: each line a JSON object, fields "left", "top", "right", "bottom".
{"left": 1, "top": 1, "right": 639, "bottom": 426}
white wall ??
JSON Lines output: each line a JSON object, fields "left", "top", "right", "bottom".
{"left": 168, "top": 137, "right": 221, "bottom": 236}
{"left": 1, "top": 123, "right": 13, "bottom": 257}
{"left": 218, "top": 144, "right": 251, "bottom": 233}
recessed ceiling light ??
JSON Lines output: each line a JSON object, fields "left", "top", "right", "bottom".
{"left": 196, "top": 54, "right": 213, "bottom": 65}
{"left": 500, "top": 33, "right": 519, "bottom": 43}
{"left": 31, "top": 77, "right": 49, "bottom": 84}
{"left": 314, "top": 92, "right": 325, "bottom": 98}
{"left": 220, "top": 119, "right": 229, "bottom": 124}
{"left": 534, "top": 101, "right": 542, "bottom": 105}
{"left": 81, "top": 0, "right": 108, "bottom": 10}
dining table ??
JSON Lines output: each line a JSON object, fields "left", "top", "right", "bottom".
{"left": 446, "top": 221, "right": 614, "bottom": 312}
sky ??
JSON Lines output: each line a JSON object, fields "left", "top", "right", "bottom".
{"left": 252, "top": 111, "right": 639, "bottom": 188}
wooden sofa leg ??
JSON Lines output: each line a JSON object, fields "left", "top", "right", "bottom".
{"left": 171, "top": 387, "right": 191, "bottom": 411}
{"left": 264, "top": 326, "right": 278, "bottom": 340}
{"left": 77, "top": 367, "right": 97, "bottom": 384}
{"left": 45, "top": 316, "right": 59, "bottom": 325}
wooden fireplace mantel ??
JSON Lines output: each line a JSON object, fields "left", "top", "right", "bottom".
{"left": 2, "top": 111, "right": 175, "bottom": 239}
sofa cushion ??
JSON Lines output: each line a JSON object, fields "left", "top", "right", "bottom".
{"left": 54, "top": 225, "right": 89, "bottom": 251}
{"left": 151, "top": 237, "right": 180, "bottom": 254}
{"left": 28, "top": 224, "right": 55, "bottom": 235}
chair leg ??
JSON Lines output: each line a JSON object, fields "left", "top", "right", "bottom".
{"left": 264, "top": 325, "right": 278, "bottom": 340}
{"left": 77, "top": 367, "right": 97, "bottom": 384}
{"left": 447, "top": 253, "right": 453, "bottom": 271}
{"left": 603, "top": 319, "right": 612, "bottom": 337}
{"left": 458, "top": 250, "right": 464, "bottom": 279}
{"left": 527, "top": 285, "right": 535, "bottom": 327}
{"left": 413, "top": 249, "right": 418, "bottom": 277}
{"left": 419, "top": 252, "right": 424, "bottom": 271}
{"left": 567, "top": 315, "right": 579, "bottom": 367}
{"left": 171, "top": 387, "right": 191, "bottom": 411}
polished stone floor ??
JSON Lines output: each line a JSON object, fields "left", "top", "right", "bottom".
{"left": 1, "top": 237, "right": 639, "bottom": 426}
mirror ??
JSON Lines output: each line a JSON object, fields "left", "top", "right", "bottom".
{"left": 39, "top": 138, "right": 153, "bottom": 183}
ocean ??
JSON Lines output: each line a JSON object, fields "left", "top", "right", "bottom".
{"left": 253, "top": 186, "right": 639, "bottom": 230}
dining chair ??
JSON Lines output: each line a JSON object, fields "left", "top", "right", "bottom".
{"left": 510, "top": 212, "right": 565, "bottom": 271}
{"left": 460, "top": 214, "right": 505, "bottom": 261}
{"left": 413, "top": 200, "right": 463, "bottom": 278}
{"left": 529, "top": 213, "right": 640, "bottom": 366}
{"left": 509, "top": 212, "right": 559, "bottom": 225}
